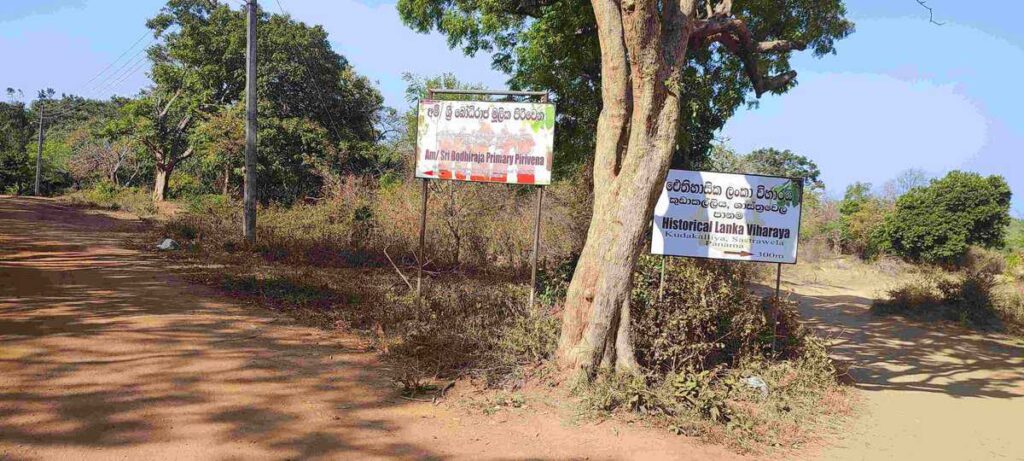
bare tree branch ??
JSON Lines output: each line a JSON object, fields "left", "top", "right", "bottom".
{"left": 691, "top": 17, "right": 806, "bottom": 97}
{"left": 916, "top": 0, "right": 944, "bottom": 26}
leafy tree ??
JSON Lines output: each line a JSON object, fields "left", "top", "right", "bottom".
{"left": 707, "top": 144, "right": 822, "bottom": 189}
{"left": 190, "top": 103, "right": 244, "bottom": 195}
{"left": 117, "top": 92, "right": 195, "bottom": 201}
{"left": 399, "top": 0, "right": 853, "bottom": 373}
{"left": 141, "top": 0, "right": 384, "bottom": 202}
{"left": 880, "top": 171, "right": 1012, "bottom": 264}
{"left": 0, "top": 101, "right": 33, "bottom": 194}
{"left": 839, "top": 182, "right": 873, "bottom": 216}
{"left": 745, "top": 148, "right": 823, "bottom": 189}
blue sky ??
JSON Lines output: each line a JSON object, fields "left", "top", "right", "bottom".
{"left": 1, "top": 0, "right": 1020, "bottom": 212}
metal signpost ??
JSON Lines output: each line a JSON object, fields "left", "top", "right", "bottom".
{"left": 416, "top": 89, "right": 555, "bottom": 309}
{"left": 650, "top": 169, "right": 804, "bottom": 328}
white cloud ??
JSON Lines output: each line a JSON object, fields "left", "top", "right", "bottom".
{"left": 723, "top": 72, "right": 989, "bottom": 195}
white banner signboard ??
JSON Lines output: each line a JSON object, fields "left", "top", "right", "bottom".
{"left": 415, "top": 99, "right": 556, "bottom": 185}
{"left": 651, "top": 170, "right": 803, "bottom": 264}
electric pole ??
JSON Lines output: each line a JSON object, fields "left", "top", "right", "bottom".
{"left": 34, "top": 108, "right": 44, "bottom": 196}
{"left": 243, "top": 0, "right": 258, "bottom": 243}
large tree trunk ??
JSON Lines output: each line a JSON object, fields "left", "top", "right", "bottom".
{"left": 153, "top": 165, "right": 172, "bottom": 202}
{"left": 556, "top": 0, "right": 691, "bottom": 375}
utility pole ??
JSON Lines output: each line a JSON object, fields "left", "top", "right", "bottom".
{"left": 34, "top": 108, "right": 44, "bottom": 196}
{"left": 243, "top": 0, "right": 258, "bottom": 243}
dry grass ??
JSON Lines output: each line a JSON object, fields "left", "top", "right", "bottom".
{"left": 125, "top": 176, "right": 854, "bottom": 454}
{"left": 569, "top": 255, "right": 853, "bottom": 454}
{"left": 59, "top": 183, "right": 157, "bottom": 218}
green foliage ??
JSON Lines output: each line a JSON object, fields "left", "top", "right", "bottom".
{"left": 133, "top": 0, "right": 386, "bottom": 202}
{"left": 0, "top": 101, "right": 33, "bottom": 194}
{"left": 838, "top": 182, "right": 873, "bottom": 216}
{"left": 708, "top": 146, "right": 824, "bottom": 190}
{"left": 397, "top": 0, "right": 853, "bottom": 174}
{"left": 1005, "top": 219, "right": 1024, "bottom": 253}
{"left": 879, "top": 171, "right": 1012, "bottom": 264}
{"left": 61, "top": 182, "right": 157, "bottom": 217}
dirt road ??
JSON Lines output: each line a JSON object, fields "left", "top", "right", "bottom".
{"left": 4, "top": 197, "right": 1022, "bottom": 460}
{"left": 0, "top": 196, "right": 745, "bottom": 460}
{"left": 788, "top": 264, "right": 1024, "bottom": 461}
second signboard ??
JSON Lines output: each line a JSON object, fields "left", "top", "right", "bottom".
{"left": 415, "top": 99, "right": 556, "bottom": 185}
{"left": 651, "top": 170, "right": 803, "bottom": 264}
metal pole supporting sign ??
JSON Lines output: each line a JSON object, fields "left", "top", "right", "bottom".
{"left": 526, "top": 91, "right": 550, "bottom": 311}
{"left": 527, "top": 186, "right": 545, "bottom": 310}
{"left": 416, "top": 88, "right": 552, "bottom": 311}
{"left": 416, "top": 89, "right": 433, "bottom": 309}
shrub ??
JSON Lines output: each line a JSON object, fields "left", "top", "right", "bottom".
{"left": 841, "top": 198, "right": 889, "bottom": 258}
{"left": 879, "top": 171, "right": 1012, "bottom": 265}
{"left": 873, "top": 247, "right": 1019, "bottom": 331}
{"left": 62, "top": 181, "right": 157, "bottom": 217}
{"left": 1006, "top": 252, "right": 1024, "bottom": 282}
{"left": 572, "top": 255, "right": 844, "bottom": 451}
{"left": 630, "top": 255, "right": 783, "bottom": 373}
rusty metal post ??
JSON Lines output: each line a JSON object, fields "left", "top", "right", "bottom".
{"left": 528, "top": 186, "right": 545, "bottom": 310}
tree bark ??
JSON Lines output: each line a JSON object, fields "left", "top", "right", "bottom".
{"left": 555, "top": 0, "right": 808, "bottom": 377}
{"left": 556, "top": 0, "right": 692, "bottom": 375}
{"left": 153, "top": 165, "right": 172, "bottom": 202}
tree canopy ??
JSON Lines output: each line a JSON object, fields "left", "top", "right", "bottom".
{"left": 880, "top": 171, "right": 1012, "bottom": 264}
{"left": 398, "top": 0, "right": 853, "bottom": 176}
{"left": 127, "top": 0, "right": 387, "bottom": 201}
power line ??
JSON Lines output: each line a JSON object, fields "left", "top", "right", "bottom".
{"left": 88, "top": 50, "right": 152, "bottom": 99}
{"left": 77, "top": 30, "right": 151, "bottom": 93}
{"left": 39, "top": 36, "right": 157, "bottom": 119}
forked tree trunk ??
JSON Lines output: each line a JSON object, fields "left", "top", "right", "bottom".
{"left": 556, "top": 0, "right": 691, "bottom": 374}
{"left": 153, "top": 165, "right": 172, "bottom": 202}
{"left": 555, "top": 0, "right": 805, "bottom": 376}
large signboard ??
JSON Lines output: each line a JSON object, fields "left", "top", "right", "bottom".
{"left": 651, "top": 170, "right": 803, "bottom": 264}
{"left": 415, "top": 99, "right": 556, "bottom": 185}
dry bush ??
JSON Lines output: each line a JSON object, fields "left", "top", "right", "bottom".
{"left": 573, "top": 255, "right": 845, "bottom": 452}
{"left": 873, "top": 247, "right": 1023, "bottom": 332}
{"left": 164, "top": 175, "right": 589, "bottom": 277}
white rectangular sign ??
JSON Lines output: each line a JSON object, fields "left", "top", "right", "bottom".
{"left": 651, "top": 170, "right": 803, "bottom": 264}
{"left": 415, "top": 99, "right": 556, "bottom": 185}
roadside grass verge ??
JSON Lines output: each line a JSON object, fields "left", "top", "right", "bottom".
{"left": 59, "top": 182, "right": 157, "bottom": 218}
{"left": 139, "top": 186, "right": 849, "bottom": 455}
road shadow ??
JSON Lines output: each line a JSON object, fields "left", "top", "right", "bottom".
{"left": 0, "top": 197, "right": 444, "bottom": 460}
{"left": 788, "top": 286, "right": 1024, "bottom": 400}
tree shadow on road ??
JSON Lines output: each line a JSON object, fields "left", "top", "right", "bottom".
{"left": 0, "top": 197, "right": 445, "bottom": 460}
{"left": 790, "top": 289, "right": 1024, "bottom": 400}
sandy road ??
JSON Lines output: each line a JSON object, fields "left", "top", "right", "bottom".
{"left": 789, "top": 266, "right": 1024, "bottom": 461}
{"left": 0, "top": 196, "right": 744, "bottom": 461}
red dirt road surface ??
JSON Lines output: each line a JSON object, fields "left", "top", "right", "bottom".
{"left": 0, "top": 196, "right": 747, "bottom": 460}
